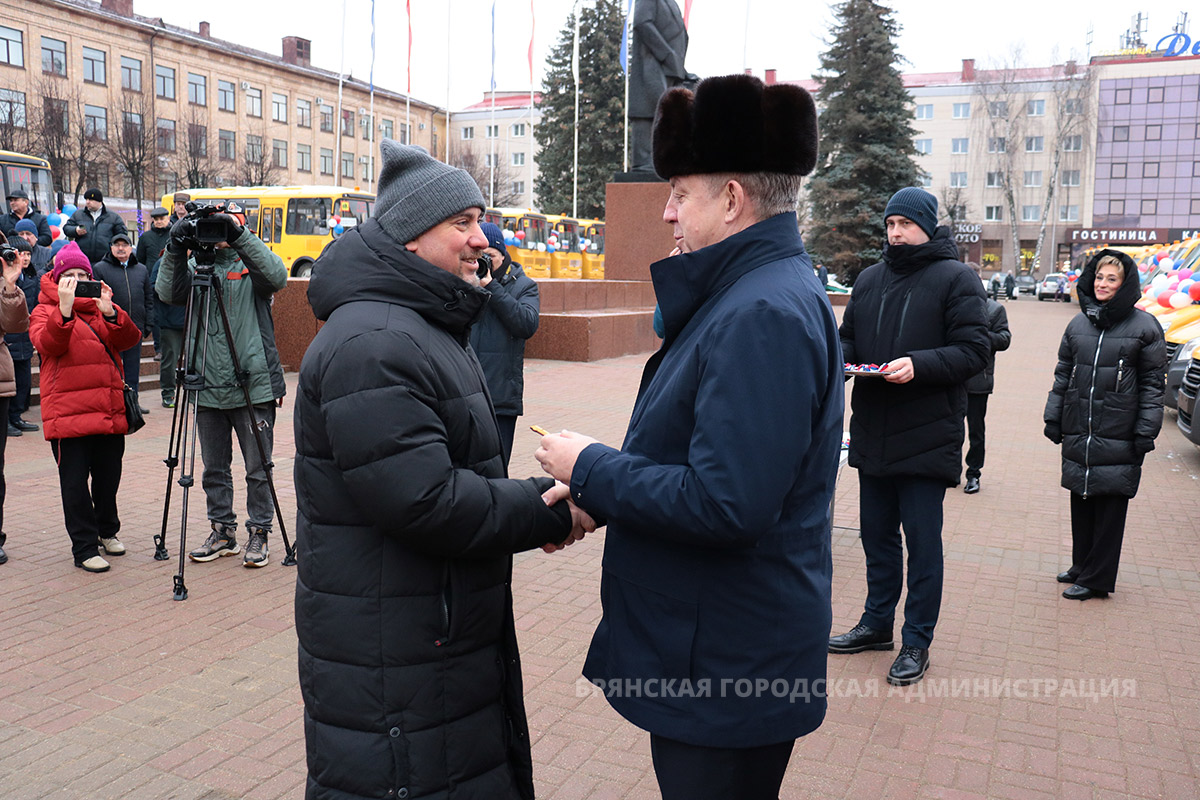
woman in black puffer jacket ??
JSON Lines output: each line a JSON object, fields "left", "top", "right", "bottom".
{"left": 1043, "top": 250, "right": 1165, "bottom": 600}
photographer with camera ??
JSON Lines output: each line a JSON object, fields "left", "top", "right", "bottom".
{"left": 4, "top": 237, "right": 40, "bottom": 438}
{"left": 156, "top": 204, "right": 287, "bottom": 569}
{"left": 0, "top": 235, "right": 31, "bottom": 564}
{"left": 29, "top": 242, "right": 142, "bottom": 572}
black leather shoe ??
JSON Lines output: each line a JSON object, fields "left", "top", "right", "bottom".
{"left": 0, "top": 543, "right": 7, "bottom": 564}
{"left": 1063, "top": 584, "right": 1109, "bottom": 600}
{"left": 1056, "top": 570, "right": 1077, "bottom": 584}
{"left": 829, "top": 623, "right": 894, "bottom": 654}
{"left": 138, "top": 405, "right": 151, "bottom": 415}
{"left": 6, "top": 424, "right": 20, "bottom": 437}
{"left": 964, "top": 476, "right": 980, "bottom": 494}
{"left": 887, "top": 645, "right": 930, "bottom": 686}
{"left": 11, "top": 418, "right": 38, "bottom": 432}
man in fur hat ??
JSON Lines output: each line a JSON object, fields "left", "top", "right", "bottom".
{"left": 535, "top": 74, "right": 842, "bottom": 799}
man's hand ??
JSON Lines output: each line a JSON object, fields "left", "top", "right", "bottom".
{"left": 534, "top": 429, "right": 599, "bottom": 484}
{"left": 540, "top": 482, "right": 597, "bottom": 553}
{"left": 883, "top": 356, "right": 915, "bottom": 384}
{"left": 1, "top": 255, "right": 21, "bottom": 288}
{"left": 169, "top": 218, "right": 198, "bottom": 251}
{"left": 214, "top": 213, "right": 244, "bottom": 243}
{"left": 75, "top": 226, "right": 87, "bottom": 237}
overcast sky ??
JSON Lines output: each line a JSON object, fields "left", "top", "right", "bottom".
{"left": 159, "top": 1, "right": 1194, "bottom": 109}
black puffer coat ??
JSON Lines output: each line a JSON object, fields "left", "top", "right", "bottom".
{"left": 468, "top": 253, "right": 539, "bottom": 416}
{"left": 965, "top": 299, "right": 1012, "bottom": 394}
{"left": 294, "top": 218, "right": 572, "bottom": 800}
{"left": 93, "top": 251, "right": 153, "bottom": 335}
{"left": 839, "top": 227, "right": 990, "bottom": 485}
{"left": 1043, "top": 250, "right": 1165, "bottom": 498}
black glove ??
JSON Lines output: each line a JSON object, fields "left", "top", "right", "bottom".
{"left": 169, "top": 218, "right": 198, "bottom": 252}
{"left": 1044, "top": 421, "right": 1063, "bottom": 444}
{"left": 213, "top": 213, "right": 244, "bottom": 243}
{"left": 1135, "top": 436, "right": 1155, "bottom": 454}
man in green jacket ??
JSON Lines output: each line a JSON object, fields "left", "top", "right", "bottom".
{"left": 156, "top": 205, "right": 288, "bottom": 568}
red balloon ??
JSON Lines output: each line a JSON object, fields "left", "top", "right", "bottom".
{"left": 514, "top": 230, "right": 526, "bottom": 240}
{"left": 50, "top": 225, "right": 61, "bottom": 238}
{"left": 1158, "top": 291, "right": 1176, "bottom": 308}
{"left": 1158, "top": 250, "right": 1170, "bottom": 260}
{"left": 1190, "top": 283, "right": 1200, "bottom": 301}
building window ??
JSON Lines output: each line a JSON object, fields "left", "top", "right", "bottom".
{"left": 485, "top": 153, "right": 495, "bottom": 168}
{"left": 1024, "top": 170, "right": 1042, "bottom": 187}
{"left": 950, "top": 171, "right": 968, "bottom": 188}
{"left": 246, "top": 133, "right": 263, "bottom": 163}
{"left": 122, "top": 111, "right": 143, "bottom": 141}
{"left": 512, "top": 152, "right": 525, "bottom": 166}
{"left": 1140, "top": 199, "right": 1157, "bottom": 215}
{"left": 0, "top": 26, "right": 23, "bottom": 68}
{"left": 512, "top": 180, "right": 525, "bottom": 195}
{"left": 296, "top": 98, "right": 311, "bottom": 128}
{"left": 340, "top": 109, "right": 353, "bottom": 136}
{"left": 84, "top": 161, "right": 107, "bottom": 194}
{"left": 1022, "top": 205, "right": 1040, "bottom": 222}
{"left": 1194, "top": 162, "right": 1200, "bottom": 178}
{"left": 297, "top": 143, "right": 311, "bottom": 172}
{"left": 987, "top": 137, "right": 1006, "bottom": 153}
{"left": 1108, "top": 199, "right": 1125, "bottom": 215}
{"left": 121, "top": 56, "right": 141, "bottom": 91}
{"left": 486, "top": 124, "right": 499, "bottom": 138}
{"left": 1061, "top": 169, "right": 1080, "bottom": 186}
{"left": 986, "top": 171, "right": 1003, "bottom": 188}
{"left": 218, "top": 129, "right": 235, "bottom": 160}
{"left": 361, "top": 114, "right": 372, "bottom": 140}
{"left": 1191, "top": 199, "right": 1200, "bottom": 215}
{"left": 341, "top": 150, "right": 354, "bottom": 178}
{"left": 83, "top": 47, "right": 106, "bottom": 85}
{"left": 246, "top": 87, "right": 262, "bottom": 118}
{"left": 381, "top": 118, "right": 393, "bottom": 140}
{"left": 1063, "top": 98, "right": 1083, "bottom": 115}
{"left": 1115, "top": 87, "right": 1131, "bottom": 104}
{"left": 915, "top": 104, "right": 933, "bottom": 120}
{"left": 918, "top": 173, "right": 932, "bottom": 188}
{"left": 272, "top": 138, "right": 287, "bottom": 168}
{"left": 41, "top": 36, "right": 66, "bottom": 76}
{"left": 218, "top": 80, "right": 235, "bottom": 112}
{"left": 1025, "top": 136, "right": 1044, "bottom": 152}
{"left": 155, "top": 65, "right": 175, "bottom": 100}
{"left": 1144, "top": 162, "right": 1160, "bottom": 178}
{"left": 0, "top": 90, "right": 26, "bottom": 130}
{"left": 951, "top": 138, "right": 969, "bottom": 155}
{"left": 461, "top": 126, "right": 474, "bottom": 140}
{"left": 272, "top": 93, "right": 287, "bottom": 123}
{"left": 188, "top": 123, "right": 207, "bottom": 156}
{"left": 952, "top": 102, "right": 970, "bottom": 119}
{"left": 361, "top": 156, "right": 374, "bottom": 181}
{"left": 43, "top": 97, "right": 67, "bottom": 134}
{"left": 1111, "top": 163, "right": 1126, "bottom": 178}
{"left": 988, "top": 101, "right": 1007, "bottom": 117}
{"left": 319, "top": 147, "right": 333, "bottom": 175}
{"left": 1148, "top": 86, "right": 1164, "bottom": 103}
{"left": 84, "top": 104, "right": 107, "bottom": 140}
{"left": 985, "top": 205, "right": 1003, "bottom": 221}
{"left": 1145, "top": 124, "right": 1161, "bottom": 141}
{"left": 156, "top": 118, "right": 176, "bottom": 152}
{"left": 432, "top": 132, "right": 438, "bottom": 155}
{"left": 1027, "top": 99, "right": 1045, "bottom": 116}
{"left": 512, "top": 122, "right": 526, "bottom": 136}
{"left": 1062, "top": 135, "right": 1082, "bottom": 152}
{"left": 915, "top": 138, "right": 932, "bottom": 155}
{"left": 156, "top": 171, "right": 178, "bottom": 197}
{"left": 398, "top": 123, "right": 410, "bottom": 145}
{"left": 320, "top": 104, "right": 333, "bottom": 132}
{"left": 188, "top": 73, "right": 206, "bottom": 105}
{"left": 1112, "top": 126, "right": 1128, "bottom": 142}
{"left": 1059, "top": 205, "right": 1079, "bottom": 222}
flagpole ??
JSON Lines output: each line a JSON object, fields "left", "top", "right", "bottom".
{"left": 368, "top": 0, "right": 376, "bottom": 193}
{"left": 406, "top": 0, "right": 412, "bottom": 142}
{"left": 529, "top": 0, "right": 535, "bottom": 209}
{"left": 446, "top": 0, "right": 452, "bottom": 162}
{"left": 335, "top": 0, "right": 347, "bottom": 188}
{"left": 572, "top": 1, "right": 581, "bottom": 217}
{"left": 489, "top": 0, "right": 497, "bottom": 207}
{"left": 624, "top": 0, "right": 636, "bottom": 173}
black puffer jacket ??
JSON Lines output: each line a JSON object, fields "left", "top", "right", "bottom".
{"left": 92, "top": 251, "right": 153, "bottom": 335}
{"left": 63, "top": 205, "right": 129, "bottom": 264}
{"left": 965, "top": 299, "right": 1012, "bottom": 394}
{"left": 294, "top": 218, "right": 572, "bottom": 800}
{"left": 839, "top": 227, "right": 990, "bottom": 485}
{"left": 1043, "top": 249, "right": 1165, "bottom": 498}
{"left": 468, "top": 253, "right": 539, "bottom": 416}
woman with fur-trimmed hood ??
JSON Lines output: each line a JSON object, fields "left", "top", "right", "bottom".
{"left": 1043, "top": 249, "right": 1166, "bottom": 601}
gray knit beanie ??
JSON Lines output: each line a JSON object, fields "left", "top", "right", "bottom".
{"left": 375, "top": 140, "right": 486, "bottom": 245}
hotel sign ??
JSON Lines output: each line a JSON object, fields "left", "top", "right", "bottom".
{"left": 1069, "top": 228, "right": 1163, "bottom": 242}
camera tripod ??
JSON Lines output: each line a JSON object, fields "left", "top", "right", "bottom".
{"left": 152, "top": 251, "right": 295, "bottom": 601}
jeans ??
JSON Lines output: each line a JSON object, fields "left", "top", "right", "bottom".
{"left": 159, "top": 328, "right": 184, "bottom": 404}
{"left": 197, "top": 403, "right": 276, "bottom": 531}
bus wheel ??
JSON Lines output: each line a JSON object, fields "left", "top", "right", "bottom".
{"left": 291, "top": 259, "right": 314, "bottom": 278}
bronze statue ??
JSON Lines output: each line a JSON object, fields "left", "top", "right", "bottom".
{"left": 628, "top": 0, "right": 695, "bottom": 177}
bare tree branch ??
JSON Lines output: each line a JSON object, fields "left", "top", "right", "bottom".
{"left": 450, "top": 143, "right": 522, "bottom": 208}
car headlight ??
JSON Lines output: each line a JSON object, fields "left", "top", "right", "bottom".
{"left": 1178, "top": 336, "right": 1200, "bottom": 364}
{"left": 1161, "top": 318, "right": 1173, "bottom": 331}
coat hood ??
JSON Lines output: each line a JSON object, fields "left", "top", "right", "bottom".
{"left": 1076, "top": 248, "right": 1141, "bottom": 329}
{"left": 881, "top": 225, "right": 961, "bottom": 274}
{"left": 307, "top": 218, "right": 490, "bottom": 337}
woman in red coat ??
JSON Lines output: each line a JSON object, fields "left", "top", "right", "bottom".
{"left": 30, "top": 242, "right": 142, "bottom": 573}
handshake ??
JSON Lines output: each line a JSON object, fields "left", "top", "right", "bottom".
{"left": 534, "top": 428, "right": 601, "bottom": 554}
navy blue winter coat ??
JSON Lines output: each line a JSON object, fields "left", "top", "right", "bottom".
{"left": 569, "top": 213, "right": 843, "bottom": 747}
{"left": 92, "top": 251, "right": 153, "bottom": 336}
{"left": 468, "top": 254, "right": 539, "bottom": 416}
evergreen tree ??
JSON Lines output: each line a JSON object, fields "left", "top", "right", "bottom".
{"left": 534, "top": 0, "right": 625, "bottom": 219}
{"left": 806, "top": 0, "right": 923, "bottom": 283}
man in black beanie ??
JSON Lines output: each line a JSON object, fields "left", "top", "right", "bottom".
{"left": 293, "top": 140, "right": 586, "bottom": 800}
{"left": 830, "top": 187, "right": 990, "bottom": 686}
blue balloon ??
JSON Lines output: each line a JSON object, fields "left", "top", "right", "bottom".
{"left": 47, "top": 213, "right": 61, "bottom": 226}
{"left": 333, "top": 224, "right": 344, "bottom": 235}
{"left": 62, "top": 204, "right": 77, "bottom": 217}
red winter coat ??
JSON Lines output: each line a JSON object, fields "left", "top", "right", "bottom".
{"left": 30, "top": 273, "right": 142, "bottom": 440}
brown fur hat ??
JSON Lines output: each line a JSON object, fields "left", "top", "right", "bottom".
{"left": 652, "top": 74, "right": 819, "bottom": 180}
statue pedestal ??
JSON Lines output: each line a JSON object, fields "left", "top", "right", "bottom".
{"left": 604, "top": 181, "right": 674, "bottom": 282}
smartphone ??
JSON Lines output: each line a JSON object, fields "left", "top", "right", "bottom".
{"left": 74, "top": 280, "right": 103, "bottom": 298}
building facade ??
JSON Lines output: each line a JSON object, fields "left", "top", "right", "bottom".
{"left": 0, "top": 0, "right": 446, "bottom": 209}
{"left": 448, "top": 91, "right": 542, "bottom": 211}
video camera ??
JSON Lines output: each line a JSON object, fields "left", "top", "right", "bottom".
{"left": 178, "top": 202, "right": 237, "bottom": 267}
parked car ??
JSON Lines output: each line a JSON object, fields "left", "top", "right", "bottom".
{"left": 1015, "top": 274, "right": 1037, "bottom": 295}
{"left": 1176, "top": 348, "right": 1200, "bottom": 445}
{"left": 1036, "top": 273, "right": 1067, "bottom": 301}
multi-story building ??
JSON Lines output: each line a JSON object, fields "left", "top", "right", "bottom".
{"left": 0, "top": 0, "right": 445, "bottom": 208}
{"left": 449, "top": 91, "right": 541, "bottom": 211}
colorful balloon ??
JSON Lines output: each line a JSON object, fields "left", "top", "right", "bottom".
{"left": 1158, "top": 291, "right": 1176, "bottom": 308}
{"left": 49, "top": 225, "right": 60, "bottom": 239}
{"left": 1189, "top": 283, "right": 1200, "bottom": 301}
{"left": 1161, "top": 258, "right": 1175, "bottom": 270}
{"left": 1180, "top": 268, "right": 1193, "bottom": 280}
{"left": 62, "top": 204, "right": 77, "bottom": 217}
{"left": 514, "top": 230, "right": 526, "bottom": 241}
{"left": 1170, "top": 291, "right": 1192, "bottom": 309}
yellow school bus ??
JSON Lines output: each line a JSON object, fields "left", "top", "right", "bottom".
{"left": 162, "top": 185, "right": 375, "bottom": 277}
{"left": 484, "top": 207, "right": 552, "bottom": 277}
{"left": 1, "top": 150, "right": 56, "bottom": 215}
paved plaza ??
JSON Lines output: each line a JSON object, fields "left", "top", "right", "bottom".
{"left": 1, "top": 297, "right": 1198, "bottom": 799}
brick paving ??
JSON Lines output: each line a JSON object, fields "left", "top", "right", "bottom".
{"left": 1, "top": 297, "right": 1199, "bottom": 799}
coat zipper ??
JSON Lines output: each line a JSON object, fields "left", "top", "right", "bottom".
{"left": 896, "top": 290, "right": 914, "bottom": 336}
{"left": 435, "top": 563, "right": 451, "bottom": 647}
{"left": 1083, "top": 331, "right": 1105, "bottom": 498}
{"left": 873, "top": 282, "right": 892, "bottom": 339}
{"left": 1115, "top": 358, "right": 1124, "bottom": 391}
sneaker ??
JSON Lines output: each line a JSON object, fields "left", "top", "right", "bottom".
{"left": 153, "top": 352, "right": 163, "bottom": 362}
{"left": 98, "top": 535, "right": 126, "bottom": 556}
{"left": 243, "top": 527, "right": 269, "bottom": 568}
{"left": 76, "top": 555, "right": 111, "bottom": 572}
{"left": 188, "top": 523, "right": 241, "bottom": 562}
{"left": 162, "top": 398, "right": 175, "bottom": 408}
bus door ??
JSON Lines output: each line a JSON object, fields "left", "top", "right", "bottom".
{"left": 260, "top": 204, "right": 284, "bottom": 251}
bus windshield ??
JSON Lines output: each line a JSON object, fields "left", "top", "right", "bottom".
{"left": 3, "top": 163, "right": 55, "bottom": 215}
{"left": 287, "top": 198, "right": 331, "bottom": 235}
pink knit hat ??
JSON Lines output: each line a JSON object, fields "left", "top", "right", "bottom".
{"left": 50, "top": 241, "right": 93, "bottom": 282}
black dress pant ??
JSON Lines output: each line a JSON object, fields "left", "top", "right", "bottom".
{"left": 10, "top": 359, "right": 30, "bottom": 422}
{"left": 51, "top": 434, "right": 125, "bottom": 564}
{"left": 0, "top": 396, "right": 8, "bottom": 546}
{"left": 650, "top": 734, "right": 795, "bottom": 800}
{"left": 495, "top": 414, "right": 517, "bottom": 468}
{"left": 965, "top": 392, "right": 988, "bottom": 479}
{"left": 1067, "top": 493, "right": 1129, "bottom": 593}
